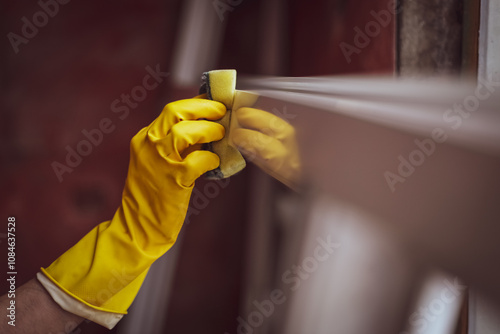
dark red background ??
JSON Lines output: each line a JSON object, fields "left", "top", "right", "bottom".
{"left": 0, "top": 0, "right": 394, "bottom": 333}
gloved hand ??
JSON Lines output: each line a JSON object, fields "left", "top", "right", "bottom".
{"left": 40, "top": 98, "right": 226, "bottom": 321}
{"left": 230, "top": 107, "right": 300, "bottom": 189}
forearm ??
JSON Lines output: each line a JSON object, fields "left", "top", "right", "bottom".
{"left": 0, "top": 278, "right": 84, "bottom": 334}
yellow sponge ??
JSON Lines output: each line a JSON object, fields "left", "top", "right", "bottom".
{"left": 200, "top": 70, "right": 246, "bottom": 179}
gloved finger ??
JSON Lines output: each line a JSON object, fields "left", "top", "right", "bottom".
{"left": 180, "top": 143, "right": 203, "bottom": 160}
{"left": 161, "top": 120, "right": 225, "bottom": 160}
{"left": 234, "top": 107, "right": 294, "bottom": 141}
{"left": 180, "top": 150, "right": 221, "bottom": 186}
{"left": 166, "top": 98, "right": 226, "bottom": 123}
{"left": 231, "top": 128, "right": 288, "bottom": 170}
{"left": 149, "top": 99, "right": 226, "bottom": 138}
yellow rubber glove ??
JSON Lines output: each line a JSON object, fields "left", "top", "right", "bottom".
{"left": 41, "top": 98, "right": 226, "bottom": 315}
{"left": 230, "top": 107, "right": 301, "bottom": 189}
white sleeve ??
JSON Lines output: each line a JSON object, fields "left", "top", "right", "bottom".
{"left": 36, "top": 272, "right": 124, "bottom": 329}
